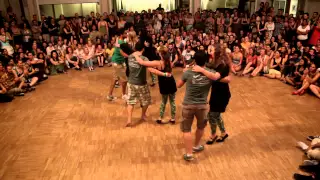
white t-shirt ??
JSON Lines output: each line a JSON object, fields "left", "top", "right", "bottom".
{"left": 182, "top": 50, "right": 195, "bottom": 64}
{"left": 297, "top": 25, "right": 310, "bottom": 40}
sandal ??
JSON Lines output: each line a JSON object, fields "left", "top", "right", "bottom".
{"left": 206, "top": 136, "right": 218, "bottom": 145}
{"left": 169, "top": 119, "right": 175, "bottom": 124}
{"left": 216, "top": 134, "right": 229, "bottom": 143}
{"left": 299, "top": 89, "right": 305, "bottom": 96}
{"left": 125, "top": 123, "right": 132, "bottom": 128}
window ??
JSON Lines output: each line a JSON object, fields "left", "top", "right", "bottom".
{"left": 39, "top": 3, "right": 99, "bottom": 19}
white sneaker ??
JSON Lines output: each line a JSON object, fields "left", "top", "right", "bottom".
{"left": 297, "top": 141, "right": 309, "bottom": 151}
{"left": 107, "top": 95, "right": 117, "bottom": 101}
{"left": 122, "top": 94, "right": 128, "bottom": 100}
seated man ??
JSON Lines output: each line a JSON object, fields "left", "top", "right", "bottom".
{"left": 26, "top": 52, "right": 48, "bottom": 81}
{"left": 168, "top": 43, "right": 183, "bottom": 67}
{"left": 182, "top": 45, "right": 195, "bottom": 67}
{"left": 2, "top": 65, "right": 25, "bottom": 96}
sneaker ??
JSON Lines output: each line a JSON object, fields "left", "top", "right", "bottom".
{"left": 293, "top": 173, "right": 314, "bottom": 180}
{"left": 107, "top": 95, "right": 117, "bottom": 101}
{"left": 183, "top": 154, "right": 194, "bottom": 161}
{"left": 122, "top": 94, "right": 128, "bottom": 100}
{"left": 307, "top": 136, "right": 320, "bottom": 141}
{"left": 192, "top": 145, "right": 204, "bottom": 153}
{"left": 302, "top": 160, "right": 319, "bottom": 166}
{"left": 16, "top": 93, "right": 25, "bottom": 96}
{"left": 297, "top": 141, "right": 309, "bottom": 151}
{"left": 115, "top": 81, "right": 120, "bottom": 88}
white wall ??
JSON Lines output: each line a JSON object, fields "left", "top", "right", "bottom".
{"left": 304, "top": 0, "right": 320, "bottom": 15}
{"left": 38, "top": 0, "right": 98, "bottom": 5}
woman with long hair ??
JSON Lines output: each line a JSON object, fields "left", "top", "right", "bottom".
{"left": 155, "top": 50, "right": 177, "bottom": 124}
{"left": 192, "top": 44, "right": 232, "bottom": 144}
{"left": 65, "top": 47, "right": 81, "bottom": 70}
{"left": 292, "top": 63, "right": 320, "bottom": 95}
{"left": 49, "top": 50, "right": 65, "bottom": 75}
{"left": 83, "top": 47, "right": 94, "bottom": 71}
{"left": 264, "top": 50, "right": 283, "bottom": 79}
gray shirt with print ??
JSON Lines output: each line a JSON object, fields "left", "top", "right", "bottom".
{"left": 128, "top": 54, "right": 149, "bottom": 85}
{"left": 181, "top": 68, "right": 213, "bottom": 105}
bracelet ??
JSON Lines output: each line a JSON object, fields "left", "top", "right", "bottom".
{"left": 164, "top": 72, "right": 167, "bottom": 77}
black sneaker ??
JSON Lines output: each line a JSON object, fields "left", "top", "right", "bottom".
{"left": 16, "top": 93, "right": 25, "bottom": 96}
{"left": 307, "top": 136, "right": 320, "bottom": 141}
{"left": 293, "top": 173, "right": 314, "bottom": 180}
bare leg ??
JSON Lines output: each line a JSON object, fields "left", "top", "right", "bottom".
{"left": 251, "top": 66, "right": 262, "bottom": 76}
{"left": 275, "top": 74, "right": 282, "bottom": 80}
{"left": 18, "top": 81, "right": 24, "bottom": 89}
{"left": 97, "top": 56, "right": 101, "bottom": 66}
{"left": 30, "top": 77, "right": 39, "bottom": 86}
{"left": 264, "top": 74, "right": 275, "bottom": 79}
{"left": 194, "top": 128, "right": 204, "bottom": 147}
{"left": 235, "top": 65, "right": 242, "bottom": 72}
{"left": 309, "top": 85, "right": 320, "bottom": 98}
{"left": 108, "top": 79, "right": 117, "bottom": 96}
{"left": 242, "top": 64, "right": 254, "bottom": 75}
{"left": 285, "top": 76, "right": 295, "bottom": 86}
{"left": 183, "top": 132, "right": 193, "bottom": 154}
{"left": 101, "top": 56, "right": 104, "bottom": 66}
{"left": 127, "top": 105, "right": 134, "bottom": 126}
{"left": 141, "top": 105, "right": 148, "bottom": 121}
{"left": 121, "top": 81, "right": 127, "bottom": 96}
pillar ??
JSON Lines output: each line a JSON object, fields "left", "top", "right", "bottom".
{"left": 189, "top": 0, "right": 200, "bottom": 14}
{"left": 100, "top": 0, "right": 112, "bottom": 14}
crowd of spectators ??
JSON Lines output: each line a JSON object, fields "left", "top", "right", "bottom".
{"left": 0, "top": 2, "right": 320, "bottom": 103}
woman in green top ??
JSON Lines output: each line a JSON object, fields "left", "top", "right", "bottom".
{"left": 98, "top": 17, "right": 108, "bottom": 38}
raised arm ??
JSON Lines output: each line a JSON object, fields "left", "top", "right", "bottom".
{"left": 133, "top": 53, "right": 162, "bottom": 68}
{"left": 192, "top": 65, "right": 221, "bottom": 80}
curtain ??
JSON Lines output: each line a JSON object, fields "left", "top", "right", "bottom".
{"left": 116, "top": 0, "right": 175, "bottom": 12}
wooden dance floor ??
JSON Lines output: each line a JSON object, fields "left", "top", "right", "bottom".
{"left": 0, "top": 67, "right": 319, "bottom": 180}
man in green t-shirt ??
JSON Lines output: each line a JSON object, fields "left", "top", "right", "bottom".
{"left": 176, "top": 51, "right": 221, "bottom": 161}
{"left": 126, "top": 42, "right": 170, "bottom": 127}
{"left": 107, "top": 29, "right": 128, "bottom": 101}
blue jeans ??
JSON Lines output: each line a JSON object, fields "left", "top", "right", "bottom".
{"left": 86, "top": 59, "right": 93, "bottom": 67}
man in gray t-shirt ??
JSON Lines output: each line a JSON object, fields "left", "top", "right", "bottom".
{"left": 176, "top": 51, "right": 221, "bottom": 161}
{"left": 126, "top": 42, "right": 171, "bottom": 127}
{"left": 128, "top": 54, "right": 149, "bottom": 86}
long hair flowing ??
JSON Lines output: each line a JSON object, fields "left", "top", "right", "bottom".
{"left": 213, "top": 44, "right": 230, "bottom": 69}
{"left": 127, "top": 31, "right": 138, "bottom": 50}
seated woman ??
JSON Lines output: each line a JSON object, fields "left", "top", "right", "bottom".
{"left": 65, "top": 47, "right": 81, "bottom": 70}
{"left": 83, "top": 47, "right": 94, "bottom": 71}
{"left": 264, "top": 50, "right": 283, "bottom": 79}
{"left": 250, "top": 49, "right": 269, "bottom": 77}
{"left": 241, "top": 48, "right": 257, "bottom": 76}
{"left": 49, "top": 50, "right": 65, "bottom": 75}
{"left": 293, "top": 63, "right": 320, "bottom": 95}
{"left": 285, "top": 58, "right": 307, "bottom": 88}
{"left": 231, "top": 46, "right": 243, "bottom": 74}
{"left": 24, "top": 61, "right": 39, "bottom": 88}
{"left": 95, "top": 44, "right": 105, "bottom": 67}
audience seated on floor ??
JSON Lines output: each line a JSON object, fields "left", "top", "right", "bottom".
{"left": 0, "top": 4, "right": 320, "bottom": 103}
